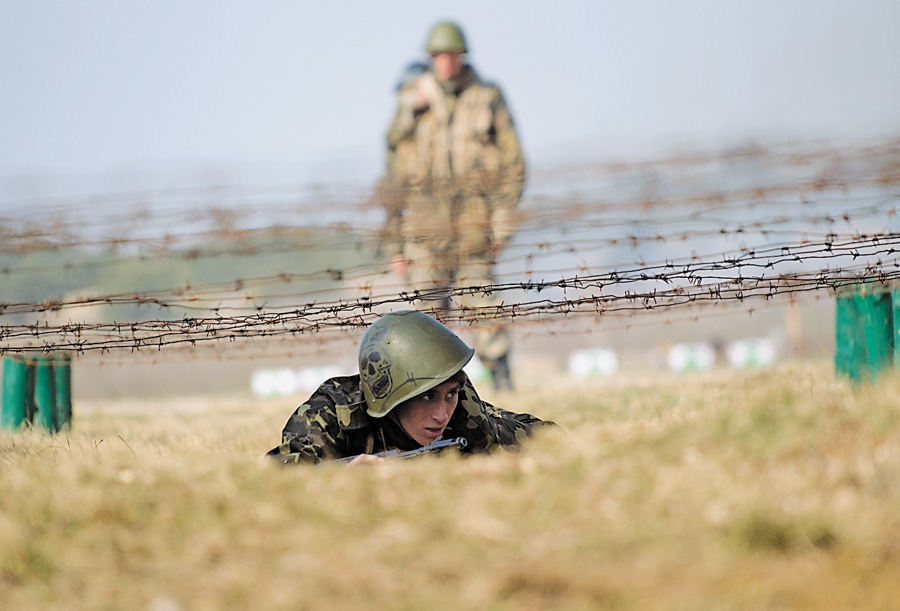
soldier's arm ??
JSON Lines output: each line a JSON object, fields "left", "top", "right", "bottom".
{"left": 491, "top": 90, "right": 526, "bottom": 209}
{"left": 386, "top": 84, "right": 425, "bottom": 150}
{"left": 481, "top": 402, "right": 554, "bottom": 448}
{"left": 265, "top": 402, "right": 345, "bottom": 465}
{"left": 489, "top": 90, "right": 526, "bottom": 246}
{"left": 380, "top": 85, "right": 426, "bottom": 257}
{"left": 453, "top": 380, "right": 553, "bottom": 451}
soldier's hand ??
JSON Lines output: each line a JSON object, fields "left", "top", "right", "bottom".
{"left": 348, "top": 454, "right": 386, "bottom": 466}
{"left": 490, "top": 208, "right": 516, "bottom": 247}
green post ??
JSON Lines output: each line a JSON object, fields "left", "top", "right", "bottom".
{"left": 2, "top": 356, "right": 34, "bottom": 430}
{"left": 894, "top": 288, "right": 900, "bottom": 370}
{"left": 54, "top": 355, "right": 73, "bottom": 431}
{"left": 33, "top": 356, "right": 59, "bottom": 432}
{"left": 835, "top": 284, "right": 895, "bottom": 382}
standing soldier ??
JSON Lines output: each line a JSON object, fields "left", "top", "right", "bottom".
{"left": 379, "top": 20, "right": 526, "bottom": 391}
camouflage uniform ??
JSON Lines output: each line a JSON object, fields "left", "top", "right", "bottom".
{"left": 266, "top": 375, "right": 549, "bottom": 465}
{"left": 380, "top": 64, "right": 525, "bottom": 384}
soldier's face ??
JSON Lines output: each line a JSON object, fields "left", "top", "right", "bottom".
{"left": 394, "top": 378, "right": 461, "bottom": 446}
{"left": 431, "top": 52, "right": 463, "bottom": 83}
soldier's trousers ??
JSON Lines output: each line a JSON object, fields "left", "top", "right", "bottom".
{"left": 403, "top": 241, "right": 510, "bottom": 363}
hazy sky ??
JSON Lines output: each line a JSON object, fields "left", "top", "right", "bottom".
{"left": 2, "top": 0, "right": 899, "bottom": 200}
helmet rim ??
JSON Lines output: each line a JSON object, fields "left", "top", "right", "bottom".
{"left": 424, "top": 21, "right": 468, "bottom": 54}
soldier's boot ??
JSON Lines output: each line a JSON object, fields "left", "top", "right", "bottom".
{"left": 487, "top": 352, "right": 514, "bottom": 392}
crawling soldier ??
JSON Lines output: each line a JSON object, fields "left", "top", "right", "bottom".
{"left": 266, "top": 311, "right": 553, "bottom": 465}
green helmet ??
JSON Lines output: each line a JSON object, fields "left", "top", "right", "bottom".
{"left": 358, "top": 310, "right": 474, "bottom": 417}
{"left": 424, "top": 21, "right": 468, "bottom": 54}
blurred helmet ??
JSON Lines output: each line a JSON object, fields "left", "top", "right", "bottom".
{"left": 396, "top": 61, "right": 429, "bottom": 91}
{"left": 424, "top": 21, "right": 468, "bottom": 54}
{"left": 358, "top": 310, "right": 474, "bottom": 417}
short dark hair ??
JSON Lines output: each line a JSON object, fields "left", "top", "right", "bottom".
{"left": 447, "top": 369, "right": 467, "bottom": 388}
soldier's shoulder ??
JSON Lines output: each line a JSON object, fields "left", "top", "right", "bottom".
{"left": 299, "top": 375, "right": 370, "bottom": 428}
{"left": 400, "top": 69, "right": 438, "bottom": 93}
{"left": 477, "top": 77, "right": 503, "bottom": 92}
{"left": 315, "top": 374, "right": 362, "bottom": 393}
{"left": 467, "top": 68, "right": 503, "bottom": 93}
{"left": 301, "top": 375, "right": 365, "bottom": 410}
{"left": 466, "top": 77, "right": 506, "bottom": 107}
{"left": 457, "top": 378, "right": 490, "bottom": 415}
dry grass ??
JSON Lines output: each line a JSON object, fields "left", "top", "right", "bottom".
{"left": 1, "top": 361, "right": 899, "bottom": 610}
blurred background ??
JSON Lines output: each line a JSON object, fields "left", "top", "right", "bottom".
{"left": 2, "top": 1, "right": 899, "bottom": 399}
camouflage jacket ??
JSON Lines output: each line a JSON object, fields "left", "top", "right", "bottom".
{"left": 378, "top": 65, "right": 525, "bottom": 256}
{"left": 266, "top": 374, "right": 551, "bottom": 465}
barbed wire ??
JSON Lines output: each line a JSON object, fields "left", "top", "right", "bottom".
{"left": 1, "top": 231, "right": 896, "bottom": 355}
{"left": 0, "top": 184, "right": 896, "bottom": 297}
{"left": 2, "top": 139, "right": 898, "bottom": 358}
{"left": 0, "top": 226, "right": 893, "bottom": 318}
{"left": 66, "top": 289, "right": 830, "bottom": 367}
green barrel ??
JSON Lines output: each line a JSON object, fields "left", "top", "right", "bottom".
{"left": 834, "top": 285, "right": 895, "bottom": 382}
{"left": 54, "top": 355, "right": 73, "bottom": 430}
{"left": 2, "top": 356, "right": 35, "bottom": 430}
{"left": 32, "top": 356, "right": 59, "bottom": 432}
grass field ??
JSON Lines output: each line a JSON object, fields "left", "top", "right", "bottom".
{"left": 1, "top": 361, "right": 899, "bottom": 610}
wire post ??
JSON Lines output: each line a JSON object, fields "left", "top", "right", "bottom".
{"left": 33, "top": 356, "right": 58, "bottom": 432}
{"left": 1, "top": 356, "right": 33, "bottom": 430}
{"left": 55, "top": 354, "right": 73, "bottom": 431}
{"left": 834, "top": 284, "right": 897, "bottom": 383}
{"left": 0, "top": 354, "right": 72, "bottom": 432}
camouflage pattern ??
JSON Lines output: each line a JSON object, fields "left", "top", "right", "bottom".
{"left": 266, "top": 375, "right": 551, "bottom": 465}
{"left": 379, "top": 64, "right": 525, "bottom": 366}
{"left": 382, "top": 65, "right": 525, "bottom": 257}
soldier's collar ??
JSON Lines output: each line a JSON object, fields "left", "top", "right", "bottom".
{"left": 381, "top": 410, "right": 425, "bottom": 451}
